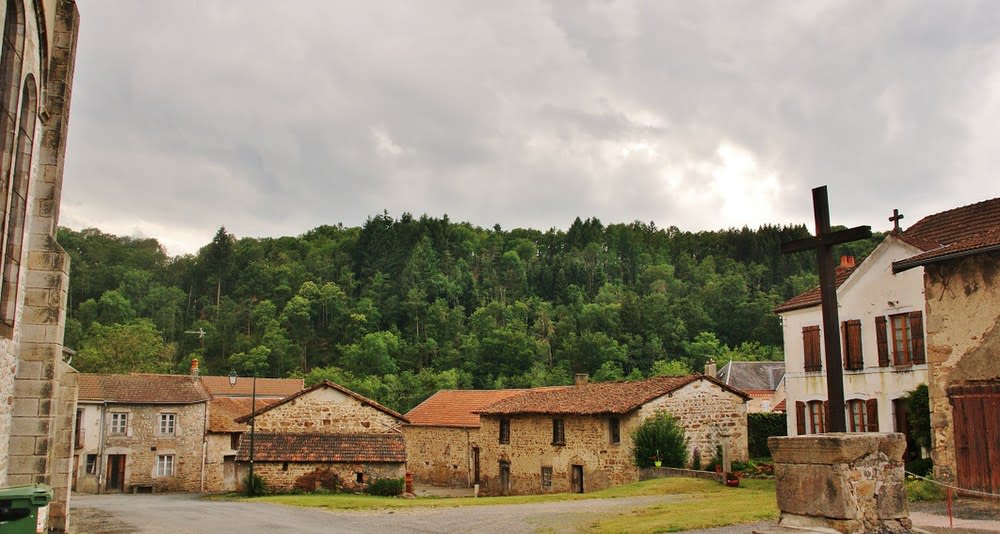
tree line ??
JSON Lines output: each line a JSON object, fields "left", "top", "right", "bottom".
{"left": 59, "top": 214, "right": 881, "bottom": 412}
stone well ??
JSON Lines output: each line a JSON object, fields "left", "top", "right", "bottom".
{"left": 758, "top": 433, "right": 913, "bottom": 534}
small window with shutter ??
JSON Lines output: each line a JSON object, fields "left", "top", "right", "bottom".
{"left": 802, "top": 326, "right": 822, "bottom": 372}
{"left": 842, "top": 320, "right": 863, "bottom": 370}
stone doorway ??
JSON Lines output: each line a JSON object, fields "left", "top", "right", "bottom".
{"left": 571, "top": 465, "right": 584, "bottom": 493}
{"left": 472, "top": 447, "right": 480, "bottom": 484}
{"left": 223, "top": 455, "right": 237, "bottom": 490}
{"left": 499, "top": 460, "right": 510, "bottom": 496}
{"left": 106, "top": 454, "right": 126, "bottom": 492}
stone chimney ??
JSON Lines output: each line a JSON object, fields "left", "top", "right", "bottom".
{"left": 190, "top": 358, "right": 200, "bottom": 377}
{"left": 574, "top": 373, "right": 589, "bottom": 386}
{"left": 704, "top": 359, "right": 717, "bottom": 378}
{"left": 839, "top": 255, "right": 856, "bottom": 269}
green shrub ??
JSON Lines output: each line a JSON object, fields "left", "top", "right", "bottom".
{"left": 244, "top": 472, "right": 267, "bottom": 496}
{"left": 747, "top": 412, "right": 786, "bottom": 458}
{"left": 365, "top": 477, "right": 404, "bottom": 496}
{"left": 632, "top": 411, "right": 688, "bottom": 468}
{"left": 905, "top": 477, "right": 944, "bottom": 502}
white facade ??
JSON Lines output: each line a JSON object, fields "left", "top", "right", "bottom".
{"left": 778, "top": 235, "right": 928, "bottom": 436}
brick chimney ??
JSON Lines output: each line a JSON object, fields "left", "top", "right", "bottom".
{"left": 574, "top": 373, "right": 589, "bottom": 386}
{"left": 190, "top": 358, "right": 200, "bottom": 377}
{"left": 839, "top": 255, "right": 856, "bottom": 269}
{"left": 704, "top": 359, "right": 717, "bottom": 378}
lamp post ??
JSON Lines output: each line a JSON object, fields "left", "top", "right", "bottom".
{"left": 229, "top": 370, "right": 256, "bottom": 496}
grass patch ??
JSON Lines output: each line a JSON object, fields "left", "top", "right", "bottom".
{"left": 905, "top": 478, "right": 944, "bottom": 502}
{"left": 588, "top": 479, "right": 778, "bottom": 533}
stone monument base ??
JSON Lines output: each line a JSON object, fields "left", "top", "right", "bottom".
{"left": 756, "top": 433, "right": 914, "bottom": 534}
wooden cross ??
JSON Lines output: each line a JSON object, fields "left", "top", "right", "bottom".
{"left": 889, "top": 209, "right": 904, "bottom": 232}
{"left": 781, "top": 186, "right": 872, "bottom": 433}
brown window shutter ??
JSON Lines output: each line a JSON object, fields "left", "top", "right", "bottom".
{"left": 865, "top": 398, "right": 879, "bottom": 432}
{"left": 909, "top": 311, "right": 925, "bottom": 364}
{"left": 842, "top": 320, "right": 863, "bottom": 370}
{"left": 875, "top": 316, "right": 889, "bottom": 367}
{"left": 796, "top": 401, "right": 806, "bottom": 435}
{"left": 803, "top": 326, "right": 821, "bottom": 372}
{"left": 841, "top": 321, "right": 848, "bottom": 370}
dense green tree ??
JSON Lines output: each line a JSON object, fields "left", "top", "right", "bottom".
{"left": 74, "top": 319, "right": 172, "bottom": 374}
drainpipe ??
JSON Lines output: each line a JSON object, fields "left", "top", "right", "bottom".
{"left": 96, "top": 402, "right": 107, "bottom": 494}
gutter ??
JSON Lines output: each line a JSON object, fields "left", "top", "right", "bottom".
{"left": 201, "top": 401, "right": 208, "bottom": 493}
{"left": 96, "top": 401, "right": 107, "bottom": 494}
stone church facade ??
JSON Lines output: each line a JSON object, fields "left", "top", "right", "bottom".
{"left": 0, "top": 0, "right": 81, "bottom": 531}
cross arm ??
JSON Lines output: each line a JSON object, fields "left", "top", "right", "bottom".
{"left": 781, "top": 225, "right": 873, "bottom": 254}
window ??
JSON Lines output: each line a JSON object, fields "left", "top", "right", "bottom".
{"left": 230, "top": 433, "right": 240, "bottom": 450}
{"left": 0, "top": 3, "right": 25, "bottom": 332}
{"left": 841, "top": 319, "right": 863, "bottom": 370}
{"left": 158, "top": 413, "right": 176, "bottom": 435}
{"left": 889, "top": 312, "right": 925, "bottom": 366}
{"left": 499, "top": 418, "right": 510, "bottom": 444}
{"left": 802, "top": 326, "right": 822, "bottom": 372}
{"left": 85, "top": 454, "right": 97, "bottom": 475}
{"left": 541, "top": 467, "right": 553, "bottom": 489}
{"left": 847, "top": 399, "right": 879, "bottom": 432}
{"left": 355, "top": 472, "right": 363, "bottom": 484}
{"left": 0, "top": 76, "right": 36, "bottom": 333}
{"left": 155, "top": 455, "right": 175, "bottom": 477}
{"left": 892, "top": 398, "right": 910, "bottom": 435}
{"left": 796, "top": 400, "right": 828, "bottom": 435}
{"left": 282, "top": 462, "right": 289, "bottom": 471}
{"left": 110, "top": 413, "right": 128, "bottom": 434}
{"left": 552, "top": 418, "right": 565, "bottom": 445}
{"left": 608, "top": 417, "right": 621, "bottom": 445}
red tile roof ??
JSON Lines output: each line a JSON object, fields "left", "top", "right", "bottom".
{"left": 476, "top": 375, "right": 749, "bottom": 416}
{"left": 772, "top": 399, "right": 787, "bottom": 412}
{"left": 892, "top": 197, "right": 1000, "bottom": 272}
{"left": 772, "top": 265, "right": 857, "bottom": 313}
{"left": 208, "top": 397, "right": 280, "bottom": 432}
{"left": 236, "top": 432, "right": 405, "bottom": 463}
{"left": 78, "top": 374, "right": 211, "bottom": 404}
{"left": 235, "top": 381, "right": 408, "bottom": 424}
{"left": 200, "top": 376, "right": 304, "bottom": 398}
{"left": 405, "top": 389, "right": 530, "bottom": 428}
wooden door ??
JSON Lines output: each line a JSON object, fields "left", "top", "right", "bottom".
{"left": 571, "top": 465, "right": 584, "bottom": 493}
{"left": 106, "top": 454, "right": 126, "bottom": 492}
{"left": 499, "top": 461, "right": 510, "bottom": 496}
{"left": 223, "top": 455, "right": 236, "bottom": 490}
{"left": 949, "top": 382, "right": 1000, "bottom": 494}
{"left": 472, "top": 447, "right": 481, "bottom": 484}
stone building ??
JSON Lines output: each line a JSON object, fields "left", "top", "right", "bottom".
{"left": 403, "top": 389, "right": 527, "bottom": 487}
{"left": 892, "top": 197, "right": 1000, "bottom": 495}
{"left": 234, "top": 380, "right": 408, "bottom": 492}
{"left": 712, "top": 360, "right": 785, "bottom": 413}
{"left": 775, "top": 235, "right": 929, "bottom": 443}
{"left": 74, "top": 374, "right": 212, "bottom": 493}
{"left": 474, "top": 375, "right": 749, "bottom": 496}
{"left": 0, "top": 0, "right": 81, "bottom": 531}
{"left": 200, "top": 376, "right": 302, "bottom": 493}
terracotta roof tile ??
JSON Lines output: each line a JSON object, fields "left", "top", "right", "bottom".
{"left": 200, "top": 376, "right": 304, "bottom": 398}
{"left": 476, "top": 375, "right": 749, "bottom": 416}
{"left": 78, "top": 374, "right": 211, "bottom": 404}
{"left": 894, "top": 226, "right": 1000, "bottom": 272}
{"left": 773, "top": 265, "right": 857, "bottom": 313}
{"left": 208, "top": 397, "right": 280, "bottom": 432}
{"left": 235, "top": 381, "right": 408, "bottom": 424}
{"left": 405, "top": 389, "right": 530, "bottom": 427}
{"left": 236, "top": 433, "right": 405, "bottom": 463}
{"left": 902, "top": 197, "right": 1000, "bottom": 248}
{"left": 773, "top": 399, "right": 787, "bottom": 412}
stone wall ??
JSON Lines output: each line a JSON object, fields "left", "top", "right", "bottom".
{"left": 240, "top": 461, "right": 405, "bottom": 493}
{"left": 97, "top": 402, "right": 208, "bottom": 492}
{"left": 203, "top": 432, "right": 239, "bottom": 493}
{"left": 403, "top": 425, "right": 478, "bottom": 487}
{"left": 922, "top": 251, "right": 1000, "bottom": 485}
{"left": 254, "top": 387, "right": 402, "bottom": 434}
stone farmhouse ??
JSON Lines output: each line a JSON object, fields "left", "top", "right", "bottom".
{"left": 775, "top": 234, "right": 928, "bottom": 444}
{"left": 892, "top": 197, "right": 1000, "bottom": 495}
{"left": 473, "top": 375, "right": 749, "bottom": 496}
{"left": 0, "top": 0, "right": 81, "bottom": 531}
{"left": 234, "top": 380, "right": 408, "bottom": 493}
{"left": 403, "top": 389, "right": 526, "bottom": 487}
{"left": 74, "top": 371, "right": 304, "bottom": 494}
{"left": 710, "top": 360, "right": 785, "bottom": 414}
{"left": 74, "top": 374, "right": 212, "bottom": 494}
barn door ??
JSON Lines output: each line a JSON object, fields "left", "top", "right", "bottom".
{"left": 949, "top": 382, "right": 1000, "bottom": 495}
{"left": 106, "top": 454, "right": 126, "bottom": 492}
{"left": 571, "top": 465, "right": 584, "bottom": 493}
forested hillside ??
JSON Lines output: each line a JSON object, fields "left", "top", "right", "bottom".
{"left": 58, "top": 214, "right": 881, "bottom": 412}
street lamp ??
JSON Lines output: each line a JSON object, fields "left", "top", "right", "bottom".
{"left": 229, "top": 370, "right": 256, "bottom": 496}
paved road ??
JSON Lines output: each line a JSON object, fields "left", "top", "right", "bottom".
{"left": 70, "top": 493, "right": 772, "bottom": 534}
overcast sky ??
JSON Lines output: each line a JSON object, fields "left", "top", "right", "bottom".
{"left": 61, "top": 1, "right": 1000, "bottom": 256}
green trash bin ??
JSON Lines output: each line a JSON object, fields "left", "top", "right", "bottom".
{"left": 0, "top": 485, "right": 52, "bottom": 534}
